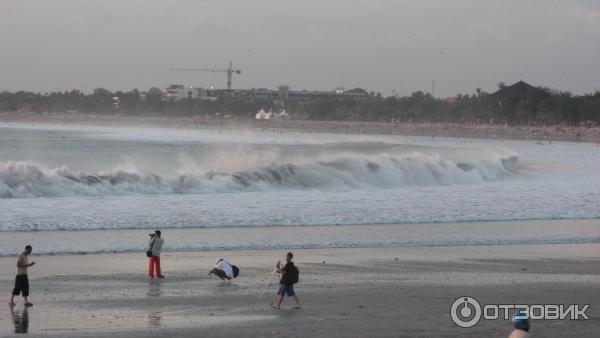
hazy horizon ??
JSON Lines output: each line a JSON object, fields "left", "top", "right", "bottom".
{"left": 1, "top": 0, "right": 599, "bottom": 97}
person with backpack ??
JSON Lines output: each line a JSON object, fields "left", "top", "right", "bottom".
{"left": 271, "top": 252, "right": 300, "bottom": 310}
{"left": 208, "top": 258, "right": 239, "bottom": 282}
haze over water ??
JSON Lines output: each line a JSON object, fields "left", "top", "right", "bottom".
{"left": 1, "top": 123, "right": 599, "bottom": 255}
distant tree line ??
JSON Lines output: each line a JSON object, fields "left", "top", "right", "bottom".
{"left": 1, "top": 82, "right": 599, "bottom": 126}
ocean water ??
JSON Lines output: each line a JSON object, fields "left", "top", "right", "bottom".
{"left": 0, "top": 123, "right": 599, "bottom": 256}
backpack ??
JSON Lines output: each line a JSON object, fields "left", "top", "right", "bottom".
{"left": 286, "top": 264, "right": 299, "bottom": 284}
{"left": 146, "top": 238, "right": 155, "bottom": 257}
{"left": 231, "top": 265, "right": 240, "bottom": 278}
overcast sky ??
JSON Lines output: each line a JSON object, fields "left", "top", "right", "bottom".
{"left": 1, "top": 0, "right": 599, "bottom": 97}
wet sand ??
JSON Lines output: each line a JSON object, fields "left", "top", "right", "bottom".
{"left": 1, "top": 243, "right": 599, "bottom": 337}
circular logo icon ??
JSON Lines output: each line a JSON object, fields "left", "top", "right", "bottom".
{"left": 451, "top": 296, "right": 482, "bottom": 328}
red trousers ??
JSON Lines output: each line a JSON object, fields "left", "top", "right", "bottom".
{"left": 148, "top": 256, "right": 161, "bottom": 277}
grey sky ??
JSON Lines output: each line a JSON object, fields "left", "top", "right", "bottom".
{"left": 1, "top": 0, "right": 599, "bottom": 97}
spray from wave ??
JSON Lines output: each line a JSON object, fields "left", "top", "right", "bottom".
{"left": 0, "top": 152, "right": 518, "bottom": 198}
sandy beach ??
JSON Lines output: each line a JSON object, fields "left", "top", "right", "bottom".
{"left": 2, "top": 112, "right": 600, "bottom": 143}
{"left": 1, "top": 240, "right": 598, "bottom": 338}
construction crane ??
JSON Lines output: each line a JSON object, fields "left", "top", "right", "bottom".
{"left": 171, "top": 62, "right": 242, "bottom": 91}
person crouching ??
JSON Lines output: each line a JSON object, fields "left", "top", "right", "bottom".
{"left": 208, "top": 258, "right": 238, "bottom": 282}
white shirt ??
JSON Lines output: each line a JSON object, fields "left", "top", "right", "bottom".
{"left": 149, "top": 237, "right": 164, "bottom": 256}
{"left": 215, "top": 260, "right": 234, "bottom": 278}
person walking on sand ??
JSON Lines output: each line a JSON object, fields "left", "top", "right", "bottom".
{"left": 148, "top": 230, "right": 164, "bottom": 278}
{"left": 508, "top": 311, "right": 530, "bottom": 338}
{"left": 271, "top": 252, "right": 300, "bottom": 310}
{"left": 9, "top": 245, "right": 35, "bottom": 307}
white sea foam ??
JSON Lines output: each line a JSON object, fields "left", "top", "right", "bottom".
{"left": 0, "top": 152, "right": 517, "bottom": 198}
{"left": 1, "top": 124, "right": 599, "bottom": 255}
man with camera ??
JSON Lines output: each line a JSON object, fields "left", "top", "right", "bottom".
{"left": 147, "top": 230, "right": 164, "bottom": 278}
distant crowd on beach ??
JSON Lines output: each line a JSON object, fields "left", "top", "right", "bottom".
{"left": 2, "top": 111, "right": 600, "bottom": 145}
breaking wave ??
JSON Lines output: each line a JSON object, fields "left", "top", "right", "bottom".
{"left": 0, "top": 153, "right": 518, "bottom": 198}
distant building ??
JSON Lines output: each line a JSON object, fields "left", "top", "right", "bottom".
{"left": 227, "top": 86, "right": 368, "bottom": 101}
{"left": 187, "top": 87, "right": 217, "bottom": 101}
{"left": 445, "top": 97, "right": 458, "bottom": 104}
{"left": 343, "top": 88, "right": 370, "bottom": 99}
{"left": 112, "top": 96, "right": 120, "bottom": 110}
{"left": 491, "top": 81, "right": 549, "bottom": 106}
{"left": 492, "top": 81, "right": 546, "bottom": 98}
{"left": 164, "top": 85, "right": 185, "bottom": 101}
{"left": 161, "top": 84, "right": 368, "bottom": 101}
{"left": 163, "top": 85, "right": 217, "bottom": 101}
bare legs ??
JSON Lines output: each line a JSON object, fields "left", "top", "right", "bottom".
{"left": 8, "top": 295, "right": 31, "bottom": 307}
{"left": 274, "top": 294, "right": 300, "bottom": 309}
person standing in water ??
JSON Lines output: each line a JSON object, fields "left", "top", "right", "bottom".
{"left": 271, "top": 252, "right": 301, "bottom": 310}
{"left": 9, "top": 245, "right": 35, "bottom": 307}
{"left": 148, "top": 230, "right": 164, "bottom": 278}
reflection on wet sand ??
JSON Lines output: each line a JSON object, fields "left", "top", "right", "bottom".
{"left": 148, "top": 312, "right": 162, "bottom": 328}
{"left": 147, "top": 279, "right": 163, "bottom": 328}
{"left": 147, "top": 279, "right": 163, "bottom": 298}
{"left": 10, "top": 306, "right": 29, "bottom": 334}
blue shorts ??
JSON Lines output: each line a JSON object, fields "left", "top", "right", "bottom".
{"left": 277, "top": 284, "right": 295, "bottom": 297}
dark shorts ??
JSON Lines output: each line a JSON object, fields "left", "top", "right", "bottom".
{"left": 13, "top": 274, "right": 29, "bottom": 297}
{"left": 214, "top": 269, "right": 231, "bottom": 280}
{"left": 277, "top": 283, "right": 295, "bottom": 297}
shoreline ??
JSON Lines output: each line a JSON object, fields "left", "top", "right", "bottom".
{"left": 1, "top": 243, "right": 599, "bottom": 280}
{"left": 2, "top": 111, "right": 600, "bottom": 143}
{"left": 1, "top": 219, "right": 598, "bottom": 259}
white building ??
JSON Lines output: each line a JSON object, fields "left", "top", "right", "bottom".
{"left": 164, "top": 85, "right": 217, "bottom": 101}
{"left": 164, "top": 85, "right": 186, "bottom": 101}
